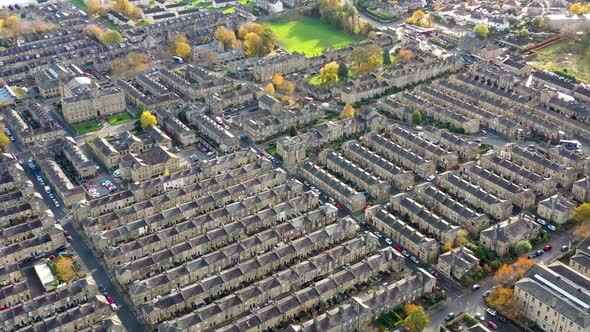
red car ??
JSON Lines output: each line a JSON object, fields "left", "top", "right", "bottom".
{"left": 544, "top": 244, "right": 553, "bottom": 251}
{"left": 434, "top": 272, "right": 443, "bottom": 280}
{"left": 487, "top": 321, "right": 497, "bottom": 330}
{"left": 106, "top": 296, "right": 114, "bottom": 304}
{"left": 335, "top": 203, "right": 345, "bottom": 211}
{"left": 394, "top": 244, "right": 403, "bottom": 252}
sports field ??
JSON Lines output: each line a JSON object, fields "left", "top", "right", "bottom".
{"left": 529, "top": 39, "right": 590, "bottom": 83}
{"left": 265, "top": 17, "right": 358, "bottom": 57}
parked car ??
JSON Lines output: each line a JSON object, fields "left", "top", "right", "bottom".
{"left": 110, "top": 303, "right": 118, "bottom": 311}
{"left": 536, "top": 249, "right": 545, "bottom": 256}
{"left": 401, "top": 250, "right": 410, "bottom": 257}
{"left": 373, "top": 231, "right": 382, "bottom": 238}
{"left": 444, "top": 313, "right": 455, "bottom": 321}
{"left": 536, "top": 218, "right": 547, "bottom": 226}
{"left": 106, "top": 296, "right": 114, "bottom": 304}
{"left": 473, "top": 138, "right": 482, "bottom": 143}
{"left": 483, "top": 290, "right": 492, "bottom": 298}
{"left": 472, "top": 284, "right": 481, "bottom": 290}
{"left": 426, "top": 267, "right": 435, "bottom": 275}
{"left": 384, "top": 238, "right": 392, "bottom": 245}
{"left": 547, "top": 225, "right": 557, "bottom": 231}
{"left": 475, "top": 313, "right": 485, "bottom": 321}
{"left": 488, "top": 321, "right": 498, "bottom": 330}
{"left": 426, "top": 175, "right": 435, "bottom": 182}
{"left": 561, "top": 245, "right": 569, "bottom": 252}
{"left": 544, "top": 244, "right": 553, "bottom": 251}
{"left": 409, "top": 256, "right": 420, "bottom": 264}
{"left": 98, "top": 285, "right": 106, "bottom": 294}
{"left": 486, "top": 308, "right": 497, "bottom": 316}
{"left": 434, "top": 272, "right": 443, "bottom": 280}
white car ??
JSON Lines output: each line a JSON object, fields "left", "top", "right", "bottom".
{"left": 486, "top": 308, "right": 497, "bottom": 316}
{"left": 373, "top": 231, "right": 383, "bottom": 238}
{"left": 426, "top": 175, "right": 435, "bottom": 182}
{"left": 547, "top": 225, "right": 557, "bottom": 231}
{"left": 110, "top": 303, "right": 118, "bottom": 311}
{"left": 536, "top": 218, "right": 547, "bottom": 226}
{"left": 475, "top": 312, "right": 485, "bottom": 321}
{"left": 384, "top": 238, "right": 393, "bottom": 245}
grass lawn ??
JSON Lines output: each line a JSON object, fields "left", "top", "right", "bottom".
{"left": 529, "top": 39, "right": 590, "bottom": 83}
{"left": 102, "top": 19, "right": 120, "bottom": 30}
{"left": 239, "top": 0, "right": 256, "bottom": 6}
{"left": 265, "top": 145, "right": 277, "bottom": 155}
{"left": 12, "top": 87, "right": 27, "bottom": 99}
{"left": 107, "top": 113, "right": 134, "bottom": 125}
{"left": 265, "top": 17, "right": 359, "bottom": 57}
{"left": 70, "top": 0, "right": 88, "bottom": 10}
{"left": 72, "top": 121, "right": 101, "bottom": 134}
{"left": 181, "top": 0, "right": 214, "bottom": 9}
{"left": 222, "top": 6, "right": 235, "bottom": 14}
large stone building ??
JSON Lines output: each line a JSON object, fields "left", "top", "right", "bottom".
{"left": 60, "top": 77, "right": 126, "bottom": 123}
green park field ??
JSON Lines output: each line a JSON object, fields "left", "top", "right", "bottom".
{"left": 265, "top": 17, "right": 359, "bottom": 57}
{"left": 529, "top": 39, "right": 590, "bottom": 83}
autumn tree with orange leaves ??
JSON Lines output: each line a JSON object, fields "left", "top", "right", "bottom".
{"left": 486, "top": 286, "right": 521, "bottom": 320}
{"left": 493, "top": 257, "right": 534, "bottom": 285}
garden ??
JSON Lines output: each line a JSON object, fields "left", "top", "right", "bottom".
{"left": 72, "top": 120, "right": 101, "bottom": 135}
{"left": 265, "top": 17, "right": 359, "bottom": 57}
{"left": 107, "top": 112, "right": 134, "bottom": 125}
{"left": 528, "top": 38, "right": 590, "bottom": 83}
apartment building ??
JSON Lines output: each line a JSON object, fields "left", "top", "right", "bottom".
{"left": 300, "top": 162, "right": 367, "bottom": 212}
{"left": 386, "top": 125, "right": 459, "bottom": 168}
{"left": 364, "top": 133, "right": 436, "bottom": 178}
{"left": 573, "top": 178, "right": 590, "bottom": 203}
{"left": 60, "top": 137, "right": 98, "bottom": 179}
{"left": 570, "top": 238, "right": 590, "bottom": 279}
{"left": 5, "top": 103, "right": 65, "bottom": 147}
{"left": 61, "top": 84, "right": 126, "bottom": 124}
{"left": 422, "top": 128, "right": 479, "bottom": 161}
{"left": 514, "top": 262, "right": 590, "bottom": 332}
{"left": 277, "top": 118, "right": 365, "bottom": 167}
{"left": 119, "top": 145, "right": 186, "bottom": 183}
{"left": 342, "top": 141, "right": 414, "bottom": 191}
{"left": 437, "top": 247, "right": 479, "bottom": 281}
{"left": 436, "top": 172, "right": 512, "bottom": 221}
{"left": 537, "top": 195, "right": 575, "bottom": 225}
{"left": 38, "top": 159, "right": 86, "bottom": 208}
{"left": 320, "top": 150, "right": 391, "bottom": 201}
{"left": 193, "top": 114, "right": 241, "bottom": 152}
{"left": 155, "top": 109, "right": 198, "bottom": 147}
{"left": 205, "top": 87, "right": 256, "bottom": 114}
{"left": 365, "top": 206, "right": 439, "bottom": 262}
{"left": 479, "top": 215, "right": 541, "bottom": 255}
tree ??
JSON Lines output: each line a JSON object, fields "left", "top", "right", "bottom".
{"left": 278, "top": 80, "right": 295, "bottom": 95}
{"left": 175, "top": 42, "right": 191, "bottom": 59}
{"left": 347, "top": 44, "right": 383, "bottom": 75}
{"left": 272, "top": 73, "right": 284, "bottom": 86}
{"left": 454, "top": 229, "right": 469, "bottom": 247}
{"left": 383, "top": 48, "right": 393, "bottom": 66}
{"left": 244, "top": 32, "right": 265, "bottom": 57}
{"left": 574, "top": 203, "right": 590, "bottom": 223}
{"left": 214, "top": 26, "right": 237, "bottom": 50}
{"left": 403, "top": 304, "right": 429, "bottom": 332}
{"left": 532, "top": 16, "right": 546, "bottom": 29}
{"left": 32, "top": 21, "right": 56, "bottom": 34}
{"left": 516, "top": 240, "right": 532, "bottom": 254}
{"left": 570, "top": 2, "right": 590, "bottom": 14}
{"left": 100, "top": 30, "right": 123, "bottom": 45}
{"left": 86, "top": 0, "right": 107, "bottom": 15}
{"left": 406, "top": 9, "right": 432, "bottom": 28}
{"left": 412, "top": 110, "right": 423, "bottom": 124}
{"left": 486, "top": 286, "right": 520, "bottom": 320}
{"left": 83, "top": 24, "right": 104, "bottom": 40}
{"left": 0, "top": 132, "right": 9, "bottom": 151}
{"left": 163, "top": 168, "right": 170, "bottom": 176}
{"left": 474, "top": 24, "right": 489, "bottom": 39}
{"left": 55, "top": 256, "right": 76, "bottom": 282}
{"left": 259, "top": 27, "right": 277, "bottom": 54}
{"left": 140, "top": 111, "right": 157, "bottom": 129}
{"left": 494, "top": 257, "right": 534, "bottom": 285}
{"left": 110, "top": 52, "right": 149, "bottom": 76}
{"left": 264, "top": 83, "right": 275, "bottom": 95}
{"left": 287, "top": 125, "right": 297, "bottom": 136}
{"left": 442, "top": 242, "right": 452, "bottom": 252}
{"left": 398, "top": 49, "right": 414, "bottom": 62}
{"left": 319, "top": 61, "right": 339, "bottom": 85}
{"left": 520, "top": 28, "right": 529, "bottom": 38}
{"left": 338, "top": 62, "right": 349, "bottom": 81}
{"left": 341, "top": 103, "right": 355, "bottom": 119}
{"left": 169, "top": 34, "right": 188, "bottom": 55}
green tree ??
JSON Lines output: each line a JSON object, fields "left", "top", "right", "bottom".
{"left": 412, "top": 110, "right": 423, "bottom": 124}
{"left": 532, "top": 16, "right": 546, "bottom": 29}
{"left": 474, "top": 24, "right": 489, "bottom": 39}
{"left": 520, "top": 28, "right": 529, "bottom": 38}
{"left": 337, "top": 62, "right": 349, "bottom": 81}
{"left": 347, "top": 44, "right": 383, "bottom": 75}
{"left": 287, "top": 125, "right": 297, "bottom": 136}
{"left": 100, "top": 30, "right": 123, "bottom": 45}
{"left": 516, "top": 240, "right": 532, "bottom": 254}
{"left": 402, "top": 304, "right": 429, "bottom": 331}
{"left": 383, "top": 48, "right": 392, "bottom": 66}
{"left": 574, "top": 203, "right": 590, "bottom": 223}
